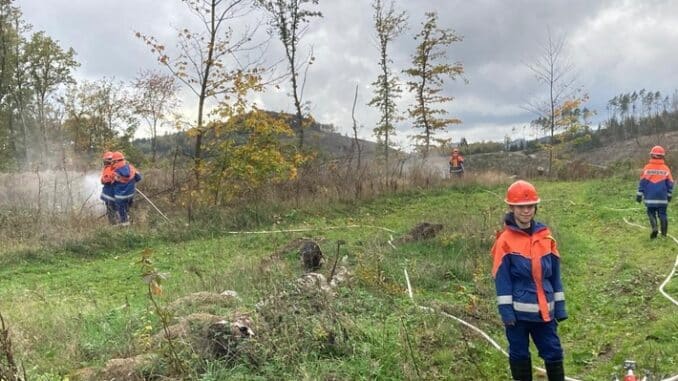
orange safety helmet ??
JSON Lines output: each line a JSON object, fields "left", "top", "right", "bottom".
{"left": 102, "top": 151, "right": 113, "bottom": 163}
{"left": 111, "top": 151, "right": 125, "bottom": 162}
{"left": 505, "top": 180, "right": 540, "bottom": 205}
{"left": 650, "top": 145, "right": 665, "bottom": 157}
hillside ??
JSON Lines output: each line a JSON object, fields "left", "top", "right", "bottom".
{"left": 572, "top": 130, "right": 678, "bottom": 167}
{"left": 133, "top": 112, "right": 379, "bottom": 160}
{"left": 0, "top": 179, "right": 675, "bottom": 380}
{"left": 426, "top": 131, "right": 678, "bottom": 179}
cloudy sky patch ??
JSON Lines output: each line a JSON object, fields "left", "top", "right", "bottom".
{"left": 17, "top": 0, "right": 678, "bottom": 146}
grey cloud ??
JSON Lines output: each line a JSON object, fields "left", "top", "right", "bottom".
{"left": 16, "top": 0, "right": 678, "bottom": 143}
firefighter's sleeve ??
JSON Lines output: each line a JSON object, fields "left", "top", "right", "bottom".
{"left": 666, "top": 170, "right": 673, "bottom": 200}
{"left": 494, "top": 255, "right": 516, "bottom": 324}
{"left": 550, "top": 255, "right": 568, "bottom": 322}
{"left": 637, "top": 178, "right": 646, "bottom": 200}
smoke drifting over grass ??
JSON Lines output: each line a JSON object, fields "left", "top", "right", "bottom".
{"left": 0, "top": 170, "right": 105, "bottom": 215}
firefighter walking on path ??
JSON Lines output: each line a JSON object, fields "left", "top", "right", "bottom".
{"left": 100, "top": 151, "right": 117, "bottom": 224}
{"left": 111, "top": 151, "right": 142, "bottom": 226}
{"left": 449, "top": 148, "right": 464, "bottom": 177}
{"left": 637, "top": 145, "right": 674, "bottom": 239}
{"left": 491, "top": 180, "right": 567, "bottom": 381}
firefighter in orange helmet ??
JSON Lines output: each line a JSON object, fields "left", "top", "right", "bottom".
{"left": 100, "top": 151, "right": 117, "bottom": 224}
{"left": 491, "top": 180, "right": 567, "bottom": 381}
{"left": 637, "top": 145, "right": 673, "bottom": 238}
{"left": 449, "top": 148, "right": 465, "bottom": 177}
{"left": 111, "top": 151, "right": 142, "bottom": 226}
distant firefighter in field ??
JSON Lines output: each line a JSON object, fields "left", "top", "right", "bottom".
{"left": 449, "top": 148, "right": 464, "bottom": 177}
{"left": 99, "top": 151, "right": 117, "bottom": 224}
{"left": 637, "top": 145, "right": 674, "bottom": 238}
{"left": 111, "top": 151, "right": 142, "bottom": 226}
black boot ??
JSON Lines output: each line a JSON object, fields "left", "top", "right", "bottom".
{"left": 649, "top": 214, "right": 658, "bottom": 239}
{"left": 545, "top": 360, "right": 565, "bottom": 381}
{"left": 661, "top": 219, "right": 668, "bottom": 237}
{"left": 509, "top": 359, "right": 532, "bottom": 381}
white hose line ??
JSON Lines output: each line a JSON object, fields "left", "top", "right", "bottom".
{"left": 404, "top": 268, "right": 413, "bottom": 300}
{"left": 402, "top": 268, "right": 583, "bottom": 381}
{"left": 622, "top": 217, "right": 678, "bottom": 381}
{"left": 224, "top": 224, "right": 396, "bottom": 235}
{"left": 622, "top": 217, "right": 678, "bottom": 307}
{"left": 604, "top": 207, "right": 644, "bottom": 212}
{"left": 135, "top": 188, "right": 171, "bottom": 222}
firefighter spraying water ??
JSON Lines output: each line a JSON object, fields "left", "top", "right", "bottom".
{"left": 99, "top": 151, "right": 142, "bottom": 226}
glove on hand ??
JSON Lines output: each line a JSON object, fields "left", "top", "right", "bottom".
{"left": 636, "top": 195, "right": 642, "bottom": 203}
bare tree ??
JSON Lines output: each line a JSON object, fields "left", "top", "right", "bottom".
{"left": 258, "top": 0, "right": 322, "bottom": 150}
{"left": 131, "top": 70, "right": 180, "bottom": 162}
{"left": 60, "top": 78, "right": 136, "bottom": 154}
{"left": 350, "top": 83, "right": 362, "bottom": 171}
{"left": 525, "top": 29, "right": 581, "bottom": 174}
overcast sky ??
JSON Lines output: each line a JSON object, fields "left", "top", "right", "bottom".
{"left": 16, "top": 0, "right": 678, "bottom": 148}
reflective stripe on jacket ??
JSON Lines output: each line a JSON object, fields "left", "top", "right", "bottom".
{"left": 638, "top": 158, "right": 674, "bottom": 206}
{"left": 113, "top": 162, "right": 141, "bottom": 200}
{"left": 491, "top": 213, "right": 567, "bottom": 323}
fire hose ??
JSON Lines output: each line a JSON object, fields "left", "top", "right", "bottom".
{"left": 135, "top": 188, "right": 171, "bottom": 223}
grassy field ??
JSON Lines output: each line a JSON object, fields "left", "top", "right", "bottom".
{"left": 0, "top": 177, "right": 676, "bottom": 380}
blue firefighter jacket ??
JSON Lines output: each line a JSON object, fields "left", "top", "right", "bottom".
{"left": 491, "top": 213, "right": 567, "bottom": 324}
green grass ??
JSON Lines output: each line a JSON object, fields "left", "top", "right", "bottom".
{"left": 0, "top": 178, "right": 676, "bottom": 380}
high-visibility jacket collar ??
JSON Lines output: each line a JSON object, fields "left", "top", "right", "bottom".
{"left": 503, "top": 212, "right": 546, "bottom": 236}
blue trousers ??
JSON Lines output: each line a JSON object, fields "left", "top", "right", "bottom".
{"left": 646, "top": 206, "right": 667, "bottom": 230}
{"left": 105, "top": 201, "right": 117, "bottom": 224}
{"left": 116, "top": 198, "right": 133, "bottom": 223}
{"left": 505, "top": 320, "right": 563, "bottom": 363}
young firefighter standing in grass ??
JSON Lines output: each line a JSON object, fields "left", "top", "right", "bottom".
{"left": 491, "top": 180, "right": 567, "bottom": 381}
{"left": 636, "top": 145, "right": 674, "bottom": 239}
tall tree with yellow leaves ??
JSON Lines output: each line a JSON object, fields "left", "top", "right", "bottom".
{"left": 136, "top": 0, "right": 264, "bottom": 186}
{"left": 404, "top": 11, "right": 464, "bottom": 159}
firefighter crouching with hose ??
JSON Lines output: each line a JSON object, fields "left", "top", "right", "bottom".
{"left": 491, "top": 180, "right": 567, "bottom": 381}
